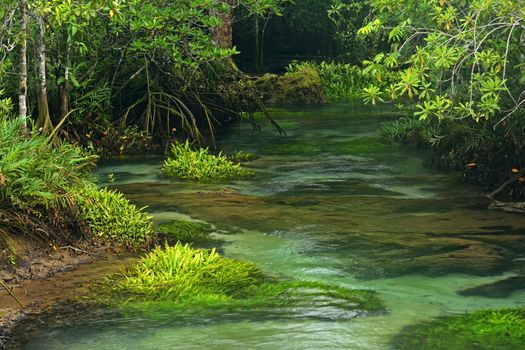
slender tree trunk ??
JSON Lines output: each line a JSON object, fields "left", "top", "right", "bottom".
{"left": 213, "top": 0, "right": 234, "bottom": 48}
{"left": 36, "top": 15, "right": 53, "bottom": 134}
{"left": 254, "top": 16, "right": 261, "bottom": 73}
{"left": 18, "top": 0, "right": 28, "bottom": 134}
{"left": 59, "top": 43, "right": 70, "bottom": 119}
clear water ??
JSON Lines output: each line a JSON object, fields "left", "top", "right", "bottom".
{"left": 18, "top": 102, "right": 525, "bottom": 349}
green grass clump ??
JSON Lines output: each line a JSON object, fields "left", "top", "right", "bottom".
{"left": 0, "top": 112, "right": 153, "bottom": 249}
{"left": 76, "top": 186, "right": 154, "bottom": 244}
{"left": 115, "top": 243, "right": 262, "bottom": 300}
{"left": 161, "top": 141, "right": 253, "bottom": 181}
{"left": 0, "top": 117, "right": 96, "bottom": 208}
{"left": 392, "top": 308, "right": 525, "bottom": 350}
{"left": 156, "top": 220, "right": 214, "bottom": 243}
{"left": 110, "top": 243, "right": 384, "bottom": 320}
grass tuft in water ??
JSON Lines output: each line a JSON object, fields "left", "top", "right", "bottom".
{"left": 392, "top": 308, "right": 525, "bottom": 350}
{"left": 161, "top": 141, "right": 253, "bottom": 181}
{"left": 115, "top": 243, "right": 263, "bottom": 301}
{"left": 108, "top": 243, "right": 383, "bottom": 320}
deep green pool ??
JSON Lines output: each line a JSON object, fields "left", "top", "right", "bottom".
{"left": 17, "top": 102, "right": 525, "bottom": 349}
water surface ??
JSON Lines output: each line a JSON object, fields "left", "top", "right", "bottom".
{"left": 18, "top": 102, "right": 525, "bottom": 349}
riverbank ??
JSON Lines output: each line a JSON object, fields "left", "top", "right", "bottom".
{"left": 0, "top": 245, "right": 140, "bottom": 348}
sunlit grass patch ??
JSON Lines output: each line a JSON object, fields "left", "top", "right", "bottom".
{"left": 108, "top": 243, "right": 384, "bottom": 320}
{"left": 161, "top": 141, "right": 253, "bottom": 181}
{"left": 76, "top": 186, "right": 154, "bottom": 245}
{"left": 114, "top": 243, "right": 262, "bottom": 300}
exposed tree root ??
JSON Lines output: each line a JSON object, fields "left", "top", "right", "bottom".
{"left": 0, "top": 204, "right": 92, "bottom": 253}
{"left": 487, "top": 167, "right": 525, "bottom": 214}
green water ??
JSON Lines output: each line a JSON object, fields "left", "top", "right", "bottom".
{"left": 18, "top": 103, "right": 525, "bottom": 349}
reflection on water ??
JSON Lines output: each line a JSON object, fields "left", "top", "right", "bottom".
{"left": 17, "top": 103, "right": 525, "bottom": 349}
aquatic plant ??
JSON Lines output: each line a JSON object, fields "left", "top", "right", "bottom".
{"left": 156, "top": 220, "right": 215, "bottom": 243}
{"left": 161, "top": 141, "right": 253, "bottom": 181}
{"left": 228, "top": 151, "right": 258, "bottom": 163}
{"left": 391, "top": 308, "right": 525, "bottom": 350}
{"left": 110, "top": 243, "right": 384, "bottom": 318}
{"left": 76, "top": 186, "right": 154, "bottom": 244}
{"left": 115, "top": 243, "right": 262, "bottom": 300}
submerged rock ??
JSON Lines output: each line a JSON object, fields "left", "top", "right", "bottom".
{"left": 459, "top": 276, "right": 525, "bottom": 298}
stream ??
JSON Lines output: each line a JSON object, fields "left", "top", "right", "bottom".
{"left": 16, "top": 102, "right": 525, "bottom": 349}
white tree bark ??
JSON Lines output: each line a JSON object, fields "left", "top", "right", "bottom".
{"left": 18, "top": 0, "right": 28, "bottom": 134}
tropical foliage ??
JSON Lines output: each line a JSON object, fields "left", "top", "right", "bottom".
{"left": 0, "top": 99, "right": 153, "bottom": 250}
{"left": 356, "top": 0, "right": 525, "bottom": 197}
{"left": 76, "top": 186, "right": 154, "bottom": 244}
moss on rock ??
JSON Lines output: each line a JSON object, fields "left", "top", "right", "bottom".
{"left": 255, "top": 68, "right": 326, "bottom": 104}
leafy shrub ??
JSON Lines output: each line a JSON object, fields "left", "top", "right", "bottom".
{"left": 380, "top": 116, "right": 438, "bottom": 147}
{"left": 0, "top": 117, "right": 96, "bottom": 208}
{"left": 392, "top": 308, "right": 525, "bottom": 350}
{"left": 161, "top": 141, "right": 253, "bottom": 181}
{"left": 0, "top": 109, "right": 153, "bottom": 249}
{"left": 76, "top": 186, "right": 154, "bottom": 244}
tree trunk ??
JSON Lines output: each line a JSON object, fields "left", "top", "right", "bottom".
{"left": 36, "top": 15, "right": 53, "bottom": 134}
{"left": 18, "top": 0, "right": 28, "bottom": 135}
{"left": 254, "top": 16, "right": 261, "bottom": 73}
{"left": 59, "top": 44, "right": 71, "bottom": 120}
{"left": 213, "top": 0, "right": 234, "bottom": 48}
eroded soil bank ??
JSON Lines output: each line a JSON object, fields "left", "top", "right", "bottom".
{"left": 0, "top": 244, "right": 139, "bottom": 348}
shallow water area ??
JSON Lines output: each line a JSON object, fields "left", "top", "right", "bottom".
{"left": 15, "top": 102, "right": 525, "bottom": 349}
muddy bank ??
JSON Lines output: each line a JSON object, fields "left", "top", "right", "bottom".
{"left": 0, "top": 244, "right": 139, "bottom": 349}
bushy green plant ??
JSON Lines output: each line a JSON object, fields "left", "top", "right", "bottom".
{"left": 0, "top": 116, "right": 97, "bottom": 209}
{"left": 76, "top": 186, "right": 154, "bottom": 244}
{"left": 161, "top": 141, "right": 254, "bottom": 181}
{"left": 392, "top": 308, "right": 525, "bottom": 350}
{"left": 115, "top": 243, "right": 262, "bottom": 300}
{"left": 157, "top": 220, "right": 215, "bottom": 243}
{"left": 111, "top": 242, "right": 384, "bottom": 315}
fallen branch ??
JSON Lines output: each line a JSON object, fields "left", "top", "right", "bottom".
{"left": 0, "top": 279, "right": 23, "bottom": 307}
{"left": 487, "top": 167, "right": 525, "bottom": 200}
{"left": 488, "top": 200, "right": 525, "bottom": 214}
